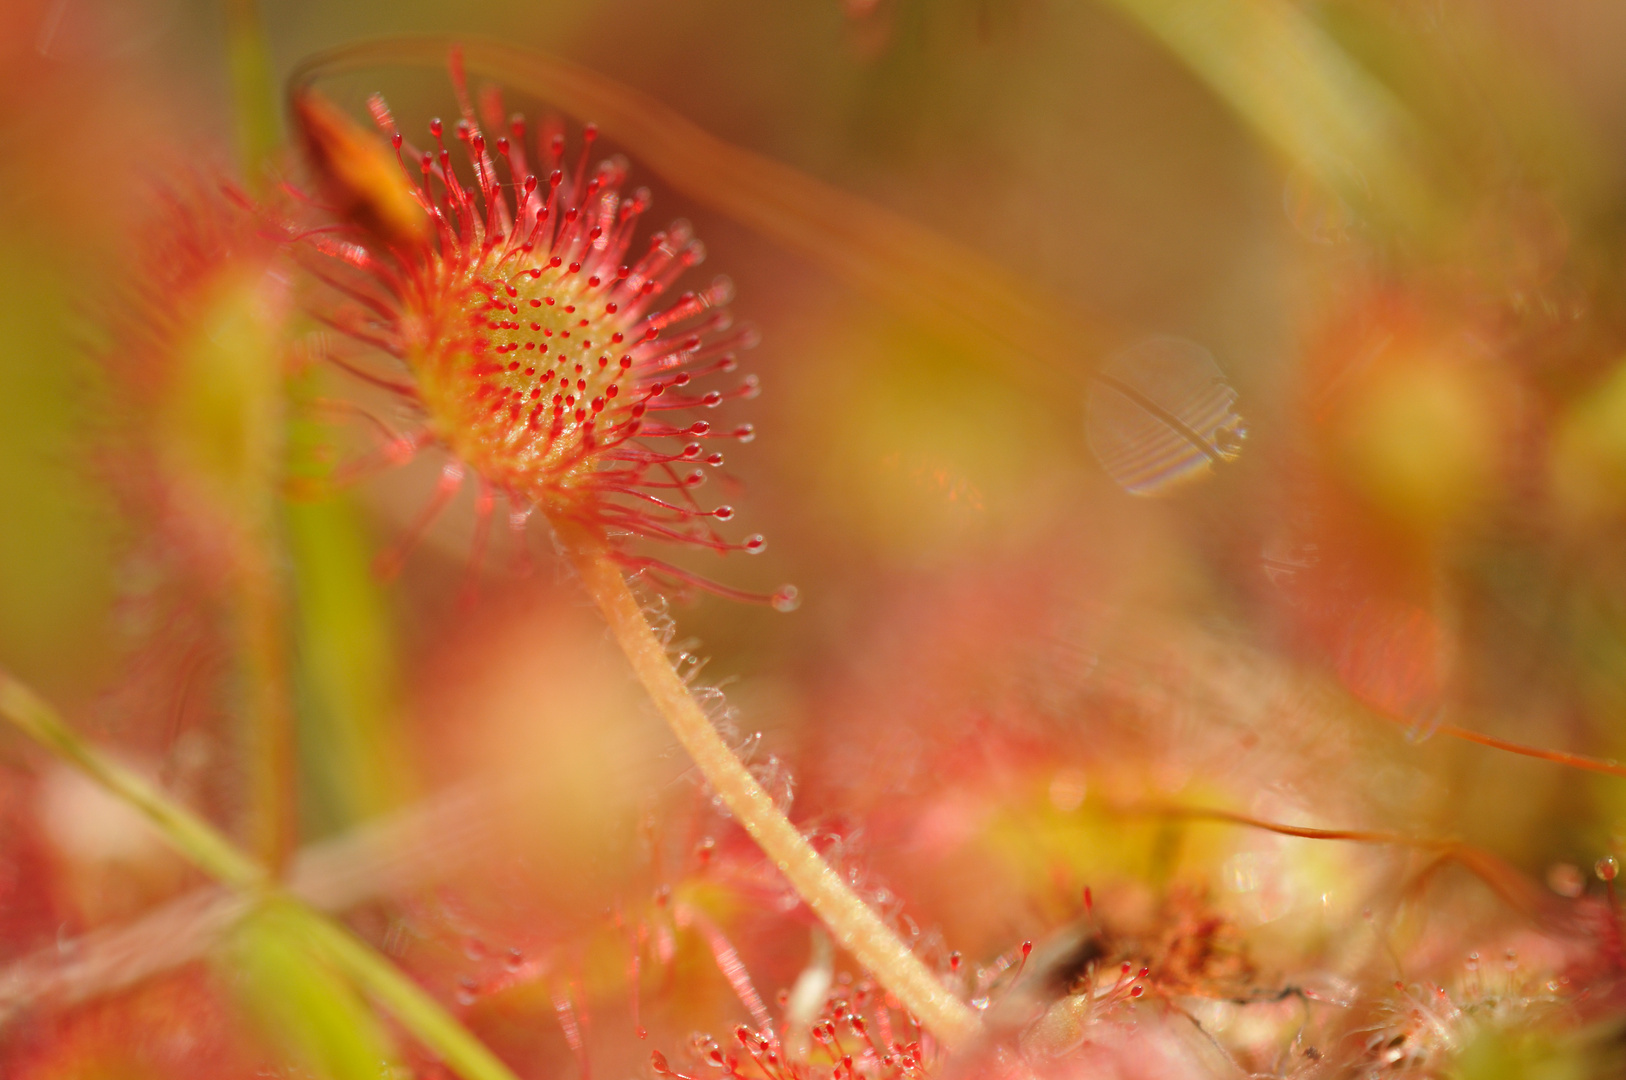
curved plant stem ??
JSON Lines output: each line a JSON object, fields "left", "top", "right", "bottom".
{"left": 0, "top": 667, "right": 521, "bottom": 1080}
{"left": 1110, "top": 801, "right": 1556, "bottom": 923}
{"left": 1430, "top": 719, "right": 1626, "bottom": 779}
{"left": 1361, "top": 699, "right": 1626, "bottom": 779}
{"left": 565, "top": 541, "right": 981, "bottom": 1050}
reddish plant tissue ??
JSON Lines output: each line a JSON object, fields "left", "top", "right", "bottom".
{"left": 295, "top": 70, "right": 789, "bottom": 605}
{"left": 10, "top": 13, "right": 1626, "bottom": 1080}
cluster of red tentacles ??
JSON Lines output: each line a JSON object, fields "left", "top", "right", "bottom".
{"left": 652, "top": 981, "right": 936, "bottom": 1080}
{"left": 297, "top": 67, "right": 789, "bottom": 605}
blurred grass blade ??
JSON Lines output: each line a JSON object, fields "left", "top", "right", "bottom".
{"left": 1095, "top": 0, "right": 1433, "bottom": 229}
{"left": 289, "top": 35, "right": 1109, "bottom": 393}
{"left": 288, "top": 495, "right": 412, "bottom": 828}
{"left": 0, "top": 668, "right": 265, "bottom": 888}
{"left": 282, "top": 904, "right": 520, "bottom": 1080}
{"left": 223, "top": 0, "right": 281, "bottom": 179}
{"left": 229, "top": 899, "right": 401, "bottom": 1080}
{"left": 0, "top": 669, "right": 519, "bottom": 1080}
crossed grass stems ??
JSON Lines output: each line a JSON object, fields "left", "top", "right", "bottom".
{"left": 5, "top": 25, "right": 1624, "bottom": 1080}
{"left": 0, "top": 660, "right": 1580, "bottom": 1079}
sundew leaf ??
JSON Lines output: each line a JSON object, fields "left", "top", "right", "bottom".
{"left": 1095, "top": 0, "right": 1434, "bottom": 231}
{"left": 289, "top": 36, "right": 1108, "bottom": 395}
{"left": 1085, "top": 337, "right": 1245, "bottom": 496}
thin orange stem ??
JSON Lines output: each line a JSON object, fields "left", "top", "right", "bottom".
{"left": 565, "top": 539, "right": 980, "bottom": 1050}
{"left": 1432, "top": 720, "right": 1626, "bottom": 779}
{"left": 1361, "top": 700, "right": 1626, "bottom": 779}
{"left": 1112, "top": 802, "right": 1556, "bottom": 923}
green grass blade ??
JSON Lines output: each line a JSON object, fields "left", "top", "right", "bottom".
{"left": 1097, "top": 0, "right": 1434, "bottom": 229}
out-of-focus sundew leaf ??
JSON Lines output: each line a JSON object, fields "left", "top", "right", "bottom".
{"left": 1326, "top": 350, "right": 1502, "bottom": 535}
{"left": 1454, "top": 1027, "right": 1601, "bottom": 1080}
{"left": 289, "top": 36, "right": 1109, "bottom": 396}
{"left": 164, "top": 273, "right": 283, "bottom": 523}
{"left": 1085, "top": 337, "right": 1245, "bottom": 497}
{"left": 286, "top": 370, "right": 412, "bottom": 834}
{"left": 227, "top": 900, "right": 401, "bottom": 1080}
{"left": 788, "top": 315, "right": 1063, "bottom": 560}
{"left": 167, "top": 268, "right": 298, "bottom": 867}
{"left": 1093, "top": 0, "right": 1433, "bottom": 231}
{"left": 982, "top": 793, "right": 1207, "bottom": 893}
{"left": 1550, "top": 356, "right": 1626, "bottom": 523}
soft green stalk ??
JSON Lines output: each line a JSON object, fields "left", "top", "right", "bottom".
{"left": 223, "top": 0, "right": 281, "bottom": 181}
{"left": 280, "top": 904, "right": 518, "bottom": 1080}
{"left": 0, "top": 668, "right": 521, "bottom": 1080}
{"left": 237, "top": 540, "right": 299, "bottom": 871}
{"left": 287, "top": 496, "right": 410, "bottom": 827}
{"left": 230, "top": 900, "right": 402, "bottom": 1080}
{"left": 286, "top": 371, "right": 412, "bottom": 832}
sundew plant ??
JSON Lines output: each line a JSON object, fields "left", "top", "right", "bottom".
{"left": 5, "top": 2, "right": 1626, "bottom": 1078}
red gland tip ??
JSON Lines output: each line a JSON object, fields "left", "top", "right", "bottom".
{"left": 772, "top": 585, "right": 800, "bottom": 613}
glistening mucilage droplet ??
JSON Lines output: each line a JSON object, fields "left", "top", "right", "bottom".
{"left": 1085, "top": 336, "right": 1247, "bottom": 497}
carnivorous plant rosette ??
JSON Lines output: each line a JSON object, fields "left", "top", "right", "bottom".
{"left": 293, "top": 71, "right": 792, "bottom": 607}
{"left": 289, "top": 57, "right": 978, "bottom": 1049}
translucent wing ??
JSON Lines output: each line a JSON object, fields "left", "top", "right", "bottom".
{"left": 1085, "top": 336, "right": 1246, "bottom": 496}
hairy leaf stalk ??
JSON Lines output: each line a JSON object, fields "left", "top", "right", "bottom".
{"left": 567, "top": 540, "right": 982, "bottom": 1050}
